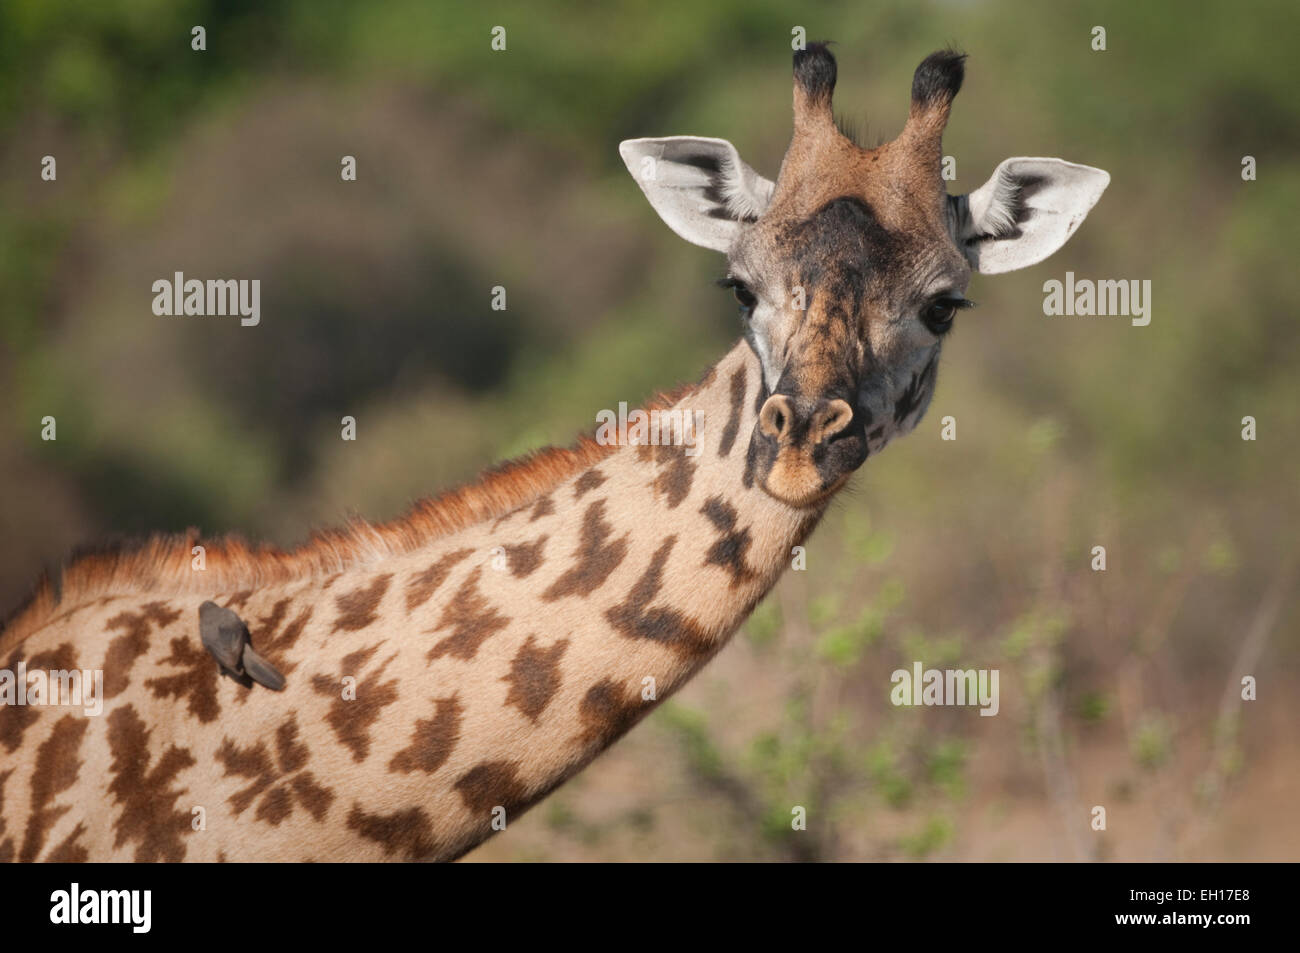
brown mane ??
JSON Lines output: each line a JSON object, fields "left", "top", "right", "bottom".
{"left": 1, "top": 377, "right": 707, "bottom": 653}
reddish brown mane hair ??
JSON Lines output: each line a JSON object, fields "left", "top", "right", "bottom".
{"left": 1, "top": 377, "right": 707, "bottom": 653}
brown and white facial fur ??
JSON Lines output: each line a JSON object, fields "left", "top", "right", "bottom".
{"left": 621, "top": 44, "right": 1109, "bottom": 507}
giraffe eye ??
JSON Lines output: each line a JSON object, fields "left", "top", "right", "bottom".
{"left": 718, "top": 277, "right": 757, "bottom": 316}
{"left": 923, "top": 301, "right": 955, "bottom": 333}
{"left": 921, "top": 296, "right": 972, "bottom": 335}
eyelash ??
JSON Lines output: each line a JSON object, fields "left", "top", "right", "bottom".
{"left": 717, "top": 276, "right": 758, "bottom": 313}
{"left": 717, "top": 278, "right": 974, "bottom": 333}
{"left": 921, "top": 295, "right": 976, "bottom": 335}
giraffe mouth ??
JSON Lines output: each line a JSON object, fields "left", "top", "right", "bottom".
{"left": 747, "top": 394, "right": 869, "bottom": 507}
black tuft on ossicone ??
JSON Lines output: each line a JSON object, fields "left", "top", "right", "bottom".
{"left": 793, "top": 42, "right": 837, "bottom": 103}
{"left": 910, "top": 49, "right": 966, "bottom": 107}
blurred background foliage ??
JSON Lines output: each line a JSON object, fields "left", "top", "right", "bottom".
{"left": 1, "top": 0, "right": 1296, "bottom": 860}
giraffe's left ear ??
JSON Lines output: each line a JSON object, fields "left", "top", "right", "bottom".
{"left": 619, "top": 137, "right": 774, "bottom": 253}
{"left": 949, "top": 157, "right": 1110, "bottom": 274}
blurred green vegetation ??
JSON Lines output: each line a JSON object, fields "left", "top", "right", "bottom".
{"left": 2, "top": 0, "right": 1297, "bottom": 859}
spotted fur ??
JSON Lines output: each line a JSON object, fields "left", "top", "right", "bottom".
{"left": 0, "top": 45, "right": 1101, "bottom": 862}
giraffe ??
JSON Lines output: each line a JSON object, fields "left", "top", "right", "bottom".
{"left": 0, "top": 44, "right": 1107, "bottom": 862}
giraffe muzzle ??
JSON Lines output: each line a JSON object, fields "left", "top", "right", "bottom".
{"left": 750, "top": 393, "right": 867, "bottom": 507}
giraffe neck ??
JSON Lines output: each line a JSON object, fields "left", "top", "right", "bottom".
{"left": 0, "top": 339, "right": 837, "bottom": 863}
{"left": 377, "top": 337, "right": 827, "bottom": 857}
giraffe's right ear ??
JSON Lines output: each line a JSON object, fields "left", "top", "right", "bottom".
{"left": 619, "top": 137, "right": 774, "bottom": 253}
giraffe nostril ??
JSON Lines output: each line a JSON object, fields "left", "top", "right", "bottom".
{"left": 758, "top": 395, "right": 796, "bottom": 440}
{"left": 811, "top": 399, "right": 855, "bottom": 445}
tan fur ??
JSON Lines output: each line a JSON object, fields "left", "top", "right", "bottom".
{"left": 0, "top": 343, "right": 827, "bottom": 862}
{"left": 0, "top": 49, "right": 974, "bottom": 864}
{"left": 778, "top": 60, "right": 952, "bottom": 231}
{"left": 1, "top": 385, "right": 695, "bottom": 656}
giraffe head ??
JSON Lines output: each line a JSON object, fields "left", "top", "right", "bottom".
{"left": 621, "top": 44, "right": 1108, "bottom": 506}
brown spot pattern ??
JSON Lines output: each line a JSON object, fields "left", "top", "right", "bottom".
{"left": 216, "top": 716, "right": 335, "bottom": 824}
{"left": 646, "top": 443, "right": 696, "bottom": 509}
{"left": 491, "top": 504, "right": 524, "bottom": 530}
{"left": 576, "top": 678, "right": 647, "bottom": 749}
{"left": 311, "top": 645, "right": 401, "bottom": 761}
{"left": 700, "top": 496, "right": 759, "bottom": 587}
{"left": 503, "top": 535, "right": 548, "bottom": 578}
{"left": 742, "top": 438, "right": 759, "bottom": 488}
{"left": 389, "top": 696, "right": 463, "bottom": 775}
{"left": 606, "top": 536, "right": 713, "bottom": 659}
{"left": 0, "top": 642, "right": 79, "bottom": 753}
{"left": 332, "top": 574, "right": 393, "bottom": 632}
{"left": 144, "top": 636, "right": 221, "bottom": 723}
{"left": 347, "top": 804, "right": 440, "bottom": 861}
{"left": 502, "top": 635, "right": 570, "bottom": 723}
{"left": 453, "top": 761, "right": 530, "bottom": 816}
{"left": 224, "top": 590, "right": 254, "bottom": 610}
{"left": 717, "top": 366, "right": 748, "bottom": 457}
{"left": 542, "top": 500, "right": 629, "bottom": 601}
{"left": 103, "top": 602, "right": 180, "bottom": 699}
{"left": 106, "top": 704, "right": 195, "bottom": 862}
{"left": 573, "top": 469, "right": 607, "bottom": 498}
{"left": 250, "top": 598, "right": 314, "bottom": 675}
{"left": 529, "top": 495, "right": 555, "bottom": 521}
{"left": 404, "top": 549, "right": 472, "bottom": 613}
{"left": 44, "top": 823, "right": 88, "bottom": 862}
{"left": 19, "top": 714, "right": 87, "bottom": 862}
{"left": 427, "top": 567, "right": 511, "bottom": 661}
{"left": 0, "top": 770, "right": 13, "bottom": 862}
